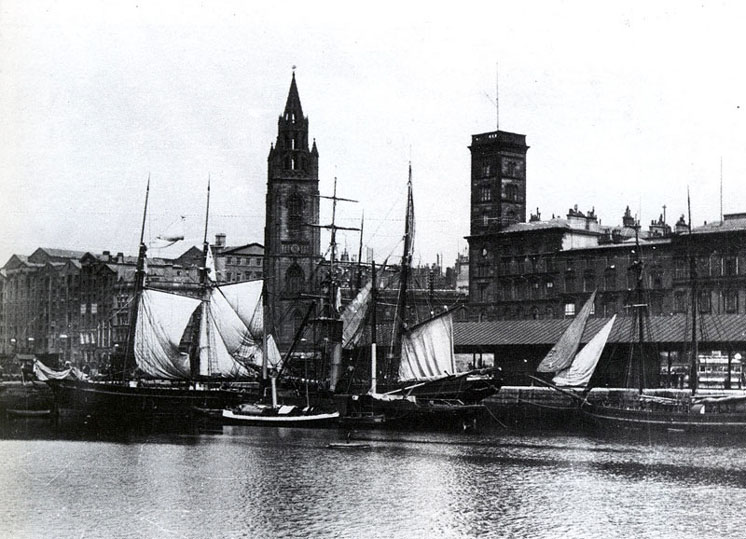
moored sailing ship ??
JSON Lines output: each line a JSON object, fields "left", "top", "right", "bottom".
{"left": 336, "top": 164, "right": 501, "bottom": 430}
{"left": 580, "top": 210, "right": 746, "bottom": 433}
{"left": 46, "top": 181, "right": 266, "bottom": 427}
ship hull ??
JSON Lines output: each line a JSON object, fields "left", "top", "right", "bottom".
{"left": 582, "top": 402, "right": 746, "bottom": 434}
{"left": 222, "top": 408, "right": 340, "bottom": 427}
{"left": 47, "top": 379, "right": 255, "bottom": 428}
{"left": 336, "top": 394, "right": 486, "bottom": 431}
{"left": 353, "top": 369, "right": 502, "bottom": 404}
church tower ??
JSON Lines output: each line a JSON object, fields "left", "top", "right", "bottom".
{"left": 264, "top": 72, "right": 321, "bottom": 350}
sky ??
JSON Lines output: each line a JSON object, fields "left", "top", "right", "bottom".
{"left": 2, "top": 1, "right": 745, "bottom": 268}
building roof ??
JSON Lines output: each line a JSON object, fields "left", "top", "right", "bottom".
{"left": 219, "top": 243, "right": 264, "bottom": 255}
{"left": 454, "top": 314, "right": 746, "bottom": 347}
{"left": 31, "top": 247, "right": 89, "bottom": 261}
{"left": 691, "top": 215, "right": 746, "bottom": 235}
{"left": 499, "top": 219, "right": 572, "bottom": 234}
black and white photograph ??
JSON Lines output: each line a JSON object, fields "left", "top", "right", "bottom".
{"left": 2, "top": 1, "right": 746, "bottom": 537}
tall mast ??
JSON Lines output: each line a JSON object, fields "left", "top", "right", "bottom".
{"left": 329, "top": 177, "right": 338, "bottom": 314}
{"left": 314, "top": 177, "right": 359, "bottom": 315}
{"left": 688, "top": 188, "right": 698, "bottom": 394}
{"left": 312, "top": 177, "right": 359, "bottom": 391}
{"left": 355, "top": 211, "right": 365, "bottom": 293}
{"left": 390, "top": 163, "right": 414, "bottom": 377}
{"left": 124, "top": 175, "right": 150, "bottom": 380}
{"left": 191, "top": 179, "right": 211, "bottom": 379}
{"left": 631, "top": 223, "right": 647, "bottom": 393}
{"left": 370, "top": 260, "right": 378, "bottom": 393}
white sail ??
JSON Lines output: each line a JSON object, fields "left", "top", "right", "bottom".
{"left": 536, "top": 291, "right": 597, "bottom": 373}
{"left": 553, "top": 315, "right": 616, "bottom": 387}
{"left": 341, "top": 281, "right": 372, "bottom": 347}
{"left": 135, "top": 289, "right": 200, "bottom": 379}
{"left": 266, "top": 334, "right": 283, "bottom": 370}
{"left": 217, "top": 281, "right": 264, "bottom": 339}
{"left": 198, "top": 288, "right": 256, "bottom": 377}
{"left": 398, "top": 313, "right": 455, "bottom": 382}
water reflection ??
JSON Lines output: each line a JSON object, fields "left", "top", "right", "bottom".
{"left": 1, "top": 420, "right": 746, "bottom": 538}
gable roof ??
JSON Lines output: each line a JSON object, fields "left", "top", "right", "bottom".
{"left": 28, "top": 247, "right": 88, "bottom": 263}
{"left": 218, "top": 243, "right": 264, "bottom": 256}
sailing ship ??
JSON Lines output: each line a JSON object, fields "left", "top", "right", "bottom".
{"left": 45, "top": 181, "right": 265, "bottom": 427}
{"left": 337, "top": 164, "right": 501, "bottom": 430}
{"left": 580, "top": 211, "right": 746, "bottom": 433}
{"left": 487, "top": 291, "right": 616, "bottom": 429}
{"left": 535, "top": 290, "right": 617, "bottom": 390}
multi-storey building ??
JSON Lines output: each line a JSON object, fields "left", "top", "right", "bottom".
{"left": 0, "top": 247, "right": 201, "bottom": 371}
{"left": 211, "top": 234, "right": 264, "bottom": 283}
{"left": 465, "top": 127, "right": 746, "bottom": 323}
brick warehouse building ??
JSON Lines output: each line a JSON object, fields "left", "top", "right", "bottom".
{"left": 465, "top": 128, "right": 746, "bottom": 323}
{"left": 461, "top": 126, "right": 746, "bottom": 387}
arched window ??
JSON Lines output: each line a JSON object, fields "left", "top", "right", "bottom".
{"left": 286, "top": 264, "right": 305, "bottom": 295}
{"left": 287, "top": 194, "right": 303, "bottom": 232}
{"left": 291, "top": 309, "right": 304, "bottom": 337}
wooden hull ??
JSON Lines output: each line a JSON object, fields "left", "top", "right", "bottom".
{"left": 47, "top": 379, "right": 253, "bottom": 427}
{"left": 483, "top": 387, "right": 583, "bottom": 430}
{"left": 376, "top": 371, "right": 501, "bottom": 404}
{"left": 222, "top": 408, "right": 340, "bottom": 427}
{"left": 337, "top": 394, "right": 486, "bottom": 431}
{"left": 582, "top": 402, "right": 746, "bottom": 434}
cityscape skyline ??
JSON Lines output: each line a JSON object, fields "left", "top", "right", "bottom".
{"left": 2, "top": 1, "right": 745, "bottom": 267}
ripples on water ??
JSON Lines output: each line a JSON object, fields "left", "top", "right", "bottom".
{"left": 1, "top": 421, "right": 746, "bottom": 538}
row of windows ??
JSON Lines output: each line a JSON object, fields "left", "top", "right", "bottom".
{"left": 674, "top": 256, "right": 744, "bottom": 279}
{"left": 475, "top": 289, "right": 744, "bottom": 319}
{"left": 224, "top": 272, "right": 262, "bottom": 283}
{"left": 224, "top": 256, "right": 262, "bottom": 267}
{"left": 674, "top": 290, "right": 740, "bottom": 314}
{"left": 477, "top": 184, "right": 522, "bottom": 203}
{"left": 284, "top": 155, "right": 310, "bottom": 172}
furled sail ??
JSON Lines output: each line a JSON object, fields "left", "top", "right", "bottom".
{"left": 398, "top": 312, "right": 455, "bottom": 382}
{"left": 135, "top": 289, "right": 201, "bottom": 379}
{"left": 536, "top": 290, "right": 597, "bottom": 373}
{"left": 342, "top": 281, "right": 372, "bottom": 348}
{"left": 553, "top": 315, "right": 616, "bottom": 387}
{"left": 33, "top": 359, "right": 86, "bottom": 381}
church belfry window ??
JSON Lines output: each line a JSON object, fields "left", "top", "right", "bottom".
{"left": 286, "top": 265, "right": 305, "bottom": 295}
{"left": 287, "top": 193, "right": 303, "bottom": 232}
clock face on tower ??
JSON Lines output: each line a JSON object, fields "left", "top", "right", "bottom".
{"left": 290, "top": 244, "right": 300, "bottom": 254}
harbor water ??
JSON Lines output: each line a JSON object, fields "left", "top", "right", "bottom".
{"left": 1, "top": 421, "right": 745, "bottom": 538}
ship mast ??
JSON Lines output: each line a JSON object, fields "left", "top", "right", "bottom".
{"left": 388, "top": 163, "right": 414, "bottom": 381}
{"left": 123, "top": 175, "right": 150, "bottom": 381}
{"left": 191, "top": 179, "right": 211, "bottom": 379}
{"left": 628, "top": 222, "right": 647, "bottom": 393}
{"left": 688, "top": 189, "right": 698, "bottom": 394}
{"left": 370, "top": 260, "right": 378, "bottom": 393}
{"left": 311, "top": 176, "right": 359, "bottom": 391}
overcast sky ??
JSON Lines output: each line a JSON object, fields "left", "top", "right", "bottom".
{"left": 2, "top": 1, "right": 745, "bottom": 268}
